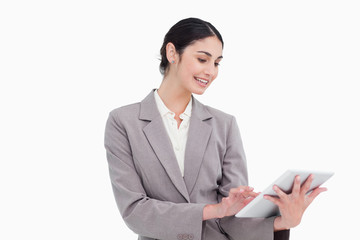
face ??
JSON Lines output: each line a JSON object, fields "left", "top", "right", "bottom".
{"left": 170, "top": 36, "right": 223, "bottom": 95}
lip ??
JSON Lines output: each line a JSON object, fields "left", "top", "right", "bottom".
{"left": 194, "top": 77, "right": 210, "bottom": 87}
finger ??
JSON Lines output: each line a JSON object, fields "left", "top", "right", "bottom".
{"left": 229, "top": 188, "right": 238, "bottom": 195}
{"left": 229, "top": 188, "right": 240, "bottom": 199}
{"left": 231, "top": 186, "right": 252, "bottom": 194}
{"left": 245, "top": 186, "right": 254, "bottom": 192}
{"left": 273, "top": 185, "right": 287, "bottom": 199}
{"left": 243, "top": 196, "right": 256, "bottom": 206}
{"left": 238, "top": 186, "right": 254, "bottom": 192}
{"left": 301, "top": 174, "right": 314, "bottom": 196}
{"left": 229, "top": 186, "right": 245, "bottom": 195}
{"left": 229, "top": 186, "right": 252, "bottom": 199}
{"left": 234, "top": 186, "right": 256, "bottom": 197}
{"left": 264, "top": 195, "right": 281, "bottom": 206}
{"left": 307, "top": 187, "right": 327, "bottom": 204}
{"left": 232, "top": 189, "right": 257, "bottom": 199}
{"left": 241, "top": 191, "right": 259, "bottom": 198}
{"left": 292, "top": 175, "right": 301, "bottom": 197}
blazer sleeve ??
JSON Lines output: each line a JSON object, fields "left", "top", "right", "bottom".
{"left": 217, "top": 116, "right": 248, "bottom": 199}
{"left": 104, "top": 111, "right": 206, "bottom": 240}
{"left": 217, "top": 116, "right": 290, "bottom": 240}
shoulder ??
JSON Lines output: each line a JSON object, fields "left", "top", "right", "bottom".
{"left": 205, "top": 105, "right": 234, "bottom": 121}
{"left": 108, "top": 102, "right": 141, "bottom": 124}
{"left": 192, "top": 97, "right": 238, "bottom": 134}
{"left": 193, "top": 97, "right": 235, "bottom": 125}
{"left": 206, "top": 105, "right": 238, "bottom": 133}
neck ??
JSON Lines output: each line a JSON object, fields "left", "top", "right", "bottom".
{"left": 157, "top": 76, "right": 192, "bottom": 115}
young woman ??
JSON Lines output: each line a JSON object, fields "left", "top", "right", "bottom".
{"left": 104, "top": 17, "right": 326, "bottom": 240}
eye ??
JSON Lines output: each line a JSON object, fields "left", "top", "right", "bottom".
{"left": 198, "top": 58, "right": 206, "bottom": 63}
{"left": 214, "top": 62, "right": 220, "bottom": 67}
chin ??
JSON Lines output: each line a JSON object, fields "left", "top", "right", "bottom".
{"left": 191, "top": 88, "right": 207, "bottom": 95}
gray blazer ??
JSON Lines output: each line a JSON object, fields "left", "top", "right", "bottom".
{"left": 105, "top": 89, "right": 287, "bottom": 240}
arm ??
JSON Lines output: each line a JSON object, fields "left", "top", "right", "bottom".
{"left": 105, "top": 111, "right": 205, "bottom": 239}
{"left": 215, "top": 116, "right": 281, "bottom": 239}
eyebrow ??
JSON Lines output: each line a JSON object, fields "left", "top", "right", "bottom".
{"left": 197, "top": 51, "right": 223, "bottom": 59}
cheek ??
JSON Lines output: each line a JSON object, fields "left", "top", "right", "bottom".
{"left": 180, "top": 62, "right": 198, "bottom": 79}
{"left": 213, "top": 69, "right": 219, "bottom": 80}
{"left": 185, "top": 61, "right": 199, "bottom": 73}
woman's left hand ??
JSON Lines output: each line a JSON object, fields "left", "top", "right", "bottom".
{"left": 264, "top": 174, "right": 327, "bottom": 231}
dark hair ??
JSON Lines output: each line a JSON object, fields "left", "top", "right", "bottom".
{"left": 159, "top": 17, "right": 224, "bottom": 75}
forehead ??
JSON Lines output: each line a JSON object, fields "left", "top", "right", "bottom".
{"left": 185, "top": 36, "right": 223, "bottom": 57}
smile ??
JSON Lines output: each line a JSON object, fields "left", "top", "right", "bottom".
{"left": 195, "top": 77, "right": 209, "bottom": 85}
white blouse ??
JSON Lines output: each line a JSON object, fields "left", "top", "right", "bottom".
{"left": 154, "top": 90, "right": 192, "bottom": 177}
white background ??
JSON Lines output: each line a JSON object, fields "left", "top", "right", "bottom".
{"left": 1, "top": 0, "right": 359, "bottom": 239}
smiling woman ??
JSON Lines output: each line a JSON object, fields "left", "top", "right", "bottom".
{"left": 104, "top": 17, "right": 319, "bottom": 240}
{"left": 159, "top": 18, "right": 223, "bottom": 74}
{"left": 159, "top": 36, "right": 222, "bottom": 98}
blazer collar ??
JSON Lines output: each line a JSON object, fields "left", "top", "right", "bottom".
{"left": 139, "top": 89, "right": 213, "bottom": 121}
{"left": 140, "top": 89, "right": 213, "bottom": 201}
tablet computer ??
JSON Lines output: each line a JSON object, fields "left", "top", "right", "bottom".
{"left": 235, "top": 169, "right": 334, "bottom": 218}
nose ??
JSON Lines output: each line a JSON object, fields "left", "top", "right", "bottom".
{"left": 204, "top": 63, "right": 217, "bottom": 79}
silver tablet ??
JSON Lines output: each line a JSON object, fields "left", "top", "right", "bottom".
{"left": 235, "top": 169, "right": 334, "bottom": 218}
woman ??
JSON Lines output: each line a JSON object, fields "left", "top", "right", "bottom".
{"left": 104, "top": 17, "right": 326, "bottom": 240}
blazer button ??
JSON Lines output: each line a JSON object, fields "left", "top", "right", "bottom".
{"left": 177, "top": 233, "right": 192, "bottom": 239}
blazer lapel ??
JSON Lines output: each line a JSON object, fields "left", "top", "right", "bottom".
{"left": 183, "top": 97, "right": 213, "bottom": 195}
{"left": 140, "top": 90, "right": 190, "bottom": 202}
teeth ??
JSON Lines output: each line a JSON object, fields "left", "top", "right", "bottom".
{"left": 196, "top": 78, "right": 209, "bottom": 84}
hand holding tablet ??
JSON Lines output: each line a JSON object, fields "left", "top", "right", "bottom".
{"left": 235, "top": 170, "right": 334, "bottom": 219}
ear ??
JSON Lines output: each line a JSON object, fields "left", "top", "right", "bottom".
{"left": 165, "top": 42, "right": 178, "bottom": 64}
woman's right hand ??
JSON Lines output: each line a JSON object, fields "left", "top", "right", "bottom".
{"left": 203, "top": 186, "right": 259, "bottom": 220}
